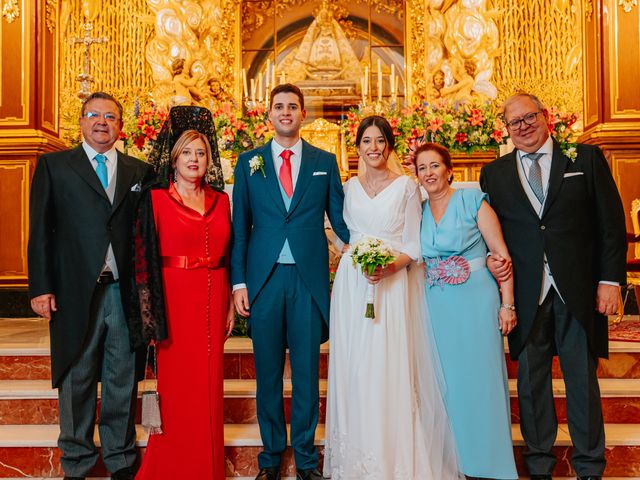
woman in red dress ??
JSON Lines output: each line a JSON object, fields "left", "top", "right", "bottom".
{"left": 131, "top": 107, "right": 233, "bottom": 479}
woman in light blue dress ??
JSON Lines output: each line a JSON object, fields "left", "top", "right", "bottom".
{"left": 415, "top": 142, "right": 518, "bottom": 480}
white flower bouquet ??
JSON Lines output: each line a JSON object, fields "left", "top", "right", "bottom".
{"left": 351, "top": 237, "right": 395, "bottom": 319}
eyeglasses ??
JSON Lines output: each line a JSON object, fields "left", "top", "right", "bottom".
{"left": 84, "top": 111, "right": 120, "bottom": 123}
{"left": 505, "top": 111, "right": 542, "bottom": 130}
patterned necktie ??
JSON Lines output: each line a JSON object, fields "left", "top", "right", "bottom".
{"left": 95, "top": 154, "right": 108, "bottom": 189}
{"left": 525, "top": 152, "right": 544, "bottom": 204}
{"left": 279, "top": 149, "right": 294, "bottom": 198}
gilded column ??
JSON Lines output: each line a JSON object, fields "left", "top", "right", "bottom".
{"left": 0, "top": 0, "right": 65, "bottom": 286}
{"left": 581, "top": 0, "right": 640, "bottom": 234}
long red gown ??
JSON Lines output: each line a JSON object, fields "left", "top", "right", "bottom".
{"left": 136, "top": 183, "right": 230, "bottom": 479}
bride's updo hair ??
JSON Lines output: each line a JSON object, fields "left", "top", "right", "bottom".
{"left": 355, "top": 115, "right": 395, "bottom": 152}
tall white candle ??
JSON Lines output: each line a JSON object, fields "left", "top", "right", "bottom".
{"left": 377, "top": 59, "right": 382, "bottom": 102}
{"left": 390, "top": 64, "right": 395, "bottom": 97}
{"left": 257, "top": 71, "right": 263, "bottom": 102}
{"left": 250, "top": 78, "right": 256, "bottom": 102}
{"left": 271, "top": 62, "right": 276, "bottom": 90}
{"left": 242, "top": 68, "right": 248, "bottom": 99}
{"left": 265, "top": 60, "right": 271, "bottom": 92}
{"left": 364, "top": 66, "right": 369, "bottom": 97}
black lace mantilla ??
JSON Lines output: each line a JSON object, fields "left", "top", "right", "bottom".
{"left": 147, "top": 105, "right": 225, "bottom": 191}
{"left": 128, "top": 106, "right": 223, "bottom": 348}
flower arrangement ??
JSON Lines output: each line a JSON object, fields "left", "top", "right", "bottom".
{"left": 342, "top": 100, "right": 506, "bottom": 157}
{"left": 341, "top": 99, "right": 580, "bottom": 160}
{"left": 351, "top": 237, "right": 395, "bottom": 319}
{"left": 121, "top": 102, "right": 168, "bottom": 158}
{"left": 212, "top": 102, "right": 273, "bottom": 155}
{"left": 547, "top": 106, "right": 579, "bottom": 161}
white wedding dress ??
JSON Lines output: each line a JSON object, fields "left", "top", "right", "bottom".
{"left": 324, "top": 175, "right": 463, "bottom": 480}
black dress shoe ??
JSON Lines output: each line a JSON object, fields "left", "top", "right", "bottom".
{"left": 578, "top": 477, "right": 601, "bottom": 480}
{"left": 296, "top": 468, "right": 323, "bottom": 480}
{"left": 530, "top": 476, "right": 552, "bottom": 480}
{"left": 111, "top": 467, "right": 134, "bottom": 480}
{"left": 256, "top": 467, "right": 281, "bottom": 480}
{"left": 63, "top": 477, "right": 85, "bottom": 480}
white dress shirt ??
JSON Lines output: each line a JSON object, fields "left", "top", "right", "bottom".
{"left": 83, "top": 142, "right": 118, "bottom": 186}
{"left": 271, "top": 138, "right": 303, "bottom": 188}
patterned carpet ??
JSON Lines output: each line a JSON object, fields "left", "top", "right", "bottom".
{"left": 609, "top": 319, "right": 640, "bottom": 342}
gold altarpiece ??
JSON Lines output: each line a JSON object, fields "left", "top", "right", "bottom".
{"left": 0, "top": 0, "right": 639, "bottom": 286}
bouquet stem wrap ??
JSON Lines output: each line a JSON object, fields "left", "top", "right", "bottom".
{"left": 351, "top": 238, "right": 395, "bottom": 320}
{"left": 365, "top": 283, "right": 375, "bottom": 318}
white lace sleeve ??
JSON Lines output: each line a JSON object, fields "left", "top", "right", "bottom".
{"left": 399, "top": 178, "right": 422, "bottom": 261}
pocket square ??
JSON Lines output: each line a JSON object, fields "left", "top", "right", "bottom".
{"left": 563, "top": 172, "right": 584, "bottom": 178}
{"left": 313, "top": 171, "right": 328, "bottom": 176}
{"left": 131, "top": 182, "right": 142, "bottom": 192}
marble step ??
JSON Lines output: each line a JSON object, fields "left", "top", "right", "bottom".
{"left": 0, "top": 424, "right": 639, "bottom": 477}
{"left": 1, "top": 318, "right": 640, "bottom": 380}
{"left": 0, "top": 378, "right": 639, "bottom": 425}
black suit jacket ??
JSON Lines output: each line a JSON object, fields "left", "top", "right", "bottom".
{"left": 480, "top": 140, "right": 627, "bottom": 359}
{"left": 28, "top": 145, "right": 154, "bottom": 387}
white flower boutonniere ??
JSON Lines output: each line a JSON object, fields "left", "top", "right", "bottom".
{"left": 561, "top": 143, "right": 578, "bottom": 162}
{"left": 249, "top": 154, "right": 266, "bottom": 177}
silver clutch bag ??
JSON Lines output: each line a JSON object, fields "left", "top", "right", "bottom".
{"left": 141, "top": 390, "right": 162, "bottom": 435}
{"left": 141, "top": 346, "right": 163, "bottom": 435}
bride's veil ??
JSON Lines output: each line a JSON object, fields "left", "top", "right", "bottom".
{"left": 406, "top": 260, "right": 465, "bottom": 478}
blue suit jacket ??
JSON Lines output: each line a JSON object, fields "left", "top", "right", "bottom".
{"left": 231, "top": 139, "right": 349, "bottom": 327}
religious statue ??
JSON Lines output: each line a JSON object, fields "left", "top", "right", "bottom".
{"left": 170, "top": 58, "right": 199, "bottom": 106}
{"left": 426, "top": 69, "right": 445, "bottom": 100}
{"left": 440, "top": 59, "right": 475, "bottom": 101}
{"left": 424, "top": 0, "right": 499, "bottom": 102}
{"left": 146, "top": 0, "right": 227, "bottom": 107}
{"left": 283, "top": 0, "right": 361, "bottom": 86}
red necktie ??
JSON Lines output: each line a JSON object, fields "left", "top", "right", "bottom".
{"left": 279, "top": 149, "right": 294, "bottom": 198}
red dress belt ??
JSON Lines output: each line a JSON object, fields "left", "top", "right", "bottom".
{"left": 161, "top": 255, "right": 225, "bottom": 269}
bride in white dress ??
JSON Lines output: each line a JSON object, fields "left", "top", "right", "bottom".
{"left": 324, "top": 116, "right": 463, "bottom": 480}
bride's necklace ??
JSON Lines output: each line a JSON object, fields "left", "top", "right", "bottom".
{"left": 364, "top": 170, "right": 392, "bottom": 197}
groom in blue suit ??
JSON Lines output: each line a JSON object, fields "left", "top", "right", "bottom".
{"left": 231, "top": 84, "right": 349, "bottom": 480}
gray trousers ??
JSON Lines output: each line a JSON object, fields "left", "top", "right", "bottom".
{"left": 517, "top": 289, "right": 605, "bottom": 477}
{"left": 58, "top": 282, "right": 138, "bottom": 476}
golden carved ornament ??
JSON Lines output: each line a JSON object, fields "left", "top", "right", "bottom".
{"left": 585, "top": 0, "right": 594, "bottom": 21}
{"left": 46, "top": 0, "right": 57, "bottom": 32}
{"left": 241, "top": 0, "right": 403, "bottom": 42}
{"left": 619, "top": 0, "right": 638, "bottom": 12}
{"left": 301, "top": 118, "right": 346, "bottom": 173}
{"left": 491, "top": 0, "right": 582, "bottom": 114}
{"left": 2, "top": 0, "right": 20, "bottom": 23}
{"left": 145, "top": 0, "right": 240, "bottom": 107}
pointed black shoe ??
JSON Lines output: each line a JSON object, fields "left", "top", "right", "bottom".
{"left": 111, "top": 467, "right": 134, "bottom": 480}
{"left": 256, "top": 466, "right": 281, "bottom": 480}
{"left": 296, "top": 468, "right": 323, "bottom": 480}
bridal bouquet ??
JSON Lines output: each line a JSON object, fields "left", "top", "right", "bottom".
{"left": 351, "top": 237, "right": 395, "bottom": 319}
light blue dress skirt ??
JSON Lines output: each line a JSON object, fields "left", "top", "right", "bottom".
{"left": 421, "top": 188, "right": 517, "bottom": 480}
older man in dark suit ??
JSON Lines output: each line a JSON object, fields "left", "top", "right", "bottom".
{"left": 481, "top": 93, "right": 627, "bottom": 480}
{"left": 28, "top": 92, "right": 153, "bottom": 480}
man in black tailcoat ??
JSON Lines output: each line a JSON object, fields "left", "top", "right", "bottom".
{"left": 28, "top": 92, "right": 153, "bottom": 480}
{"left": 481, "top": 93, "right": 627, "bottom": 480}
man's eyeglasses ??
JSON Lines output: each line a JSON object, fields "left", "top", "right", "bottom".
{"left": 505, "top": 111, "right": 542, "bottom": 130}
{"left": 84, "top": 111, "right": 120, "bottom": 123}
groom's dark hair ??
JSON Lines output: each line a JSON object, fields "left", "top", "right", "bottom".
{"left": 270, "top": 83, "right": 304, "bottom": 111}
